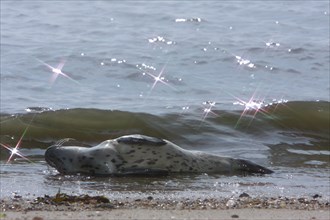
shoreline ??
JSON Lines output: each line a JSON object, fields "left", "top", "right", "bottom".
{"left": 2, "top": 209, "right": 329, "bottom": 220}
{"left": 1, "top": 193, "right": 329, "bottom": 220}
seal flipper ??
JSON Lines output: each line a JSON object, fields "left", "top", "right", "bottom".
{"left": 234, "top": 159, "right": 273, "bottom": 174}
{"left": 116, "top": 135, "right": 167, "bottom": 146}
{"left": 116, "top": 168, "right": 169, "bottom": 177}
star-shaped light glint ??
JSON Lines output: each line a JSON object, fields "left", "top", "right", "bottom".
{"left": 234, "top": 96, "right": 292, "bottom": 129}
{"left": 144, "top": 64, "right": 174, "bottom": 93}
{"left": 0, "top": 127, "right": 33, "bottom": 164}
{"left": 200, "top": 101, "right": 219, "bottom": 125}
{"left": 36, "top": 58, "right": 80, "bottom": 85}
{"left": 233, "top": 93, "right": 269, "bottom": 128}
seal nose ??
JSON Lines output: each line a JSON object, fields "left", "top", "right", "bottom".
{"left": 45, "top": 145, "right": 61, "bottom": 168}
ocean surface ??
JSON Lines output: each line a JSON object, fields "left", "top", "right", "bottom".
{"left": 1, "top": 1, "right": 329, "bottom": 201}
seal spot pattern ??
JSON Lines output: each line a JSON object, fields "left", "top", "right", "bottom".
{"left": 45, "top": 134, "right": 274, "bottom": 176}
{"left": 117, "top": 135, "right": 167, "bottom": 146}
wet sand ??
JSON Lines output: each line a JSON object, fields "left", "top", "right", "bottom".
{"left": 1, "top": 193, "right": 329, "bottom": 220}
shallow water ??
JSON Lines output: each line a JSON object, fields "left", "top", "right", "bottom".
{"left": 1, "top": 159, "right": 329, "bottom": 201}
{"left": 0, "top": 1, "right": 329, "bottom": 200}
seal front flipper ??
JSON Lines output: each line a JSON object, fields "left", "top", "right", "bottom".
{"left": 116, "top": 134, "right": 167, "bottom": 146}
{"left": 116, "top": 168, "right": 169, "bottom": 177}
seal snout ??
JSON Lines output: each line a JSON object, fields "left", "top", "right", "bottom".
{"left": 45, "top": 145, "right": 67, "bottom": 173}
{"left": 45, "top": 145, "right": 59, "bottom": 167}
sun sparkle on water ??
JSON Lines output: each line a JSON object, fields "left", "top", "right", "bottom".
{"left": 36, "top": 58, "right": 80, "bottom": 85}
{"left": 232, "top": 91, "right": 289, "bottom": 128}
{"left": 199, "top": 101, "right": 219, "bottom": 126}
{"left": 11, "top": 148, "right": 18, "bottom": 154}
{"left": 139, "top": 61, "right": 175, "bottom": 96}
{"left": 0, "top": 143, "right": 32, "bottom": 164}
{"left": 1, "top": 115, "right": 36, "bottom": 164}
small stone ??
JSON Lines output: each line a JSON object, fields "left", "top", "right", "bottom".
{"left": 298, "top": 198, "right": 306, "bottom": 203}
{"left": 239, "top": 193, "right": 250, "bottom": 198}
{"left": 231, "top": 214, "right": 239, "bottom": 218}
{"left": 147, "top": 196, "right": 153, "bottom": 200}
{"left": 176, "top": 202, "right": 184, "bottom": 210}
{"left": 95, "top": 203, "right": 114, "bottom": 209}
{"left": 226, "top": 199, "right": 237, "bottom": 208}
{"left": 14, "top": 195, "right": 22, "bottom": 199}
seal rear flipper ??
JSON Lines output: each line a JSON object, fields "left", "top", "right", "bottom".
{"left": 115, "top": 168, "right": 169, "bottom": 177}
{"left": 234, "top": 159, "right": 273, "bottom": 174}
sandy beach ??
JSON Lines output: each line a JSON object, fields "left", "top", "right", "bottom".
{"left": 2, "top": 209, "right": 329, "bottom": 220}
{"left": 1, "top": 193, "right": 329, "bottom": 220}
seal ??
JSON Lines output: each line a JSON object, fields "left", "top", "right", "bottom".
{"left": 45, "top": 134, "right": 273, "bottom": 176}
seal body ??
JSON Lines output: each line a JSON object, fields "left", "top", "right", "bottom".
{"left": 45, "top": 134, "right": 273, "bottom": 176}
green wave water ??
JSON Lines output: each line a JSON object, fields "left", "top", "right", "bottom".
{"left": 1, "top": 101, "right": 329, "bottom": 168}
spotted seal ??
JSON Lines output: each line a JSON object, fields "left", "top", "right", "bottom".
{"left": 45, "top": 134, "right": 273, "bottom": 176}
